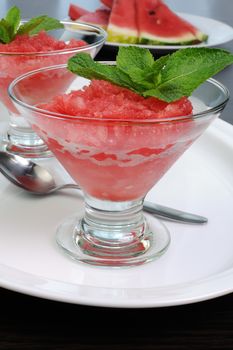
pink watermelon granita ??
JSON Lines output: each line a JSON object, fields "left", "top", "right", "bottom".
{"left": 34, "top": 80, "right": 199, "bottom": 202}
{"left": 0, "top": 31, "right": 86, "bottom": 113}
{"left": 43, "top": 80, "right": 192, "bottom": 119}
{"left": 0, "top": 31, "right": 85, "bottom": 53}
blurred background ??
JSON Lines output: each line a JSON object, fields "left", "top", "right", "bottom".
{"left": 0, "top": 0, "right": 232, "bottom": 28}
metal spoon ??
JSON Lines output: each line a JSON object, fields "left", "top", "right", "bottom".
{"left": 0, "top": 151, "right": 207, "bottom": 224}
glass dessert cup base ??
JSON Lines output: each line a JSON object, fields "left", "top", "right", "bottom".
{"left": 56, "top": 197, "right": 171, "bottom": 267}
{"left": 2, "top": 126, "right": 52, "bottom": 158}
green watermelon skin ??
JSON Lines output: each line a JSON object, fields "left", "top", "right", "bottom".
{"left": 139, "top": 36, "right": 207, "bottom": 46}
{"left": 136, "top": 0, "right": 208, "bottom": 45}
{"left": 107, "top": 0, "right": 139, "bottom": 44}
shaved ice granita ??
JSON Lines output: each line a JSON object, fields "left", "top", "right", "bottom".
{"left": 0, "top": 6, "right": 106, "bottom": 157}
{"left": 39, "top": 80, "right": 193, "bottom": 201}
{"left": 0, "top": 32, "right": 85, "bottom": 114}
{"left": 9, "top": 46, "right": 233, "bottom": 266}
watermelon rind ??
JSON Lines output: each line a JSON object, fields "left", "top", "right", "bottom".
{"left": 139, "top": 31, "right": 208, "bottom": 45}
{"left": 195, "top": 31, "right": 208, "bottom": 43}
{"left": 107, "top": 24, "right": 139, "bottom": 44}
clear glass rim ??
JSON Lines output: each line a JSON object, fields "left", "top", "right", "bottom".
{"left": 0, "top": 20, "right": 107, "bottom": 56}
{"left": 9, "top": 63, "right": 230, "bottom": 125}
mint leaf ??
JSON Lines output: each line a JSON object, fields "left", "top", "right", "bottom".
{"left": 0, "top": 6, "right": 20, "bottom": 43}
{"left": 0, "top": 19, "right": 11, "bottom": 43}
{"left": 67, "top": 46, "right": 233, "bottom": 103}
{"left": 120, "top": 67, "right": 154, "bottom": 90}
{"left": 116, "top": 46, "right": 156, "bottom": 90}
{"left": 18, "top": 15, "right": 64, "bottom": 36}
{"left": 0, "top": 6, "right": 64, "bottom": 44}
{"left": 117, "top": 46, "right": 154, "bottom": 72}
{"left": 68, "top": 53, "right": 140, "bottom": 92}
{"left": 5, "top": 6, "right": 20, "bottom": 37}
{"left": 143, "top": 48, "right": 233, "bottom": 102}
{"left": 124, "top": 55, "right": 170, "bottom": 90}
{"left": 68, "top": 48, "right": 164, "bottom": 94}
{"left": 150, "top": 55, "right": 170, "bottom": 85}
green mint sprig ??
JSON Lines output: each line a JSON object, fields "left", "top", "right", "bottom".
{"left": 0, "top": 6, "right": 64, "bottom": 44}
{"left": 68, "top": 46, "right": 233, "bottom": 102}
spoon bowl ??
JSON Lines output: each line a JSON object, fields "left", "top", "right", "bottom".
{"left": 0, "top": 151, "right": 56, "bottom": 193}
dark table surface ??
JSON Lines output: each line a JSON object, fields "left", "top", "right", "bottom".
{"left": 1, "top": 1, "right": 233, "bottom": 349}
{"left": 1, "top": 287, "right": 233, "bottom": 349}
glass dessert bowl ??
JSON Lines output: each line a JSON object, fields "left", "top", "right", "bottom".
{"left": 0, "top": 20, "right": 106, "bottom": 158}
{"left": 9, "top": 65, "right": 229, "bottom": 267}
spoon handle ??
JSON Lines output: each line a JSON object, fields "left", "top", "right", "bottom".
{"left": 54, "top": 183, "right": 81, "bottom": 191}
{"left": 143, "top": 201, "right": 207, "bottom": 224}
{"left": 54, "top": 185, "right": 207, "bottom": 224}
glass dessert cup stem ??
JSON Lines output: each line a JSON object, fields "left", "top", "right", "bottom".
{"left": 2, "top": 113, "right": 51, "bottom": 158}
{"left": 56, "top": 194, "right": 171, "bottom": 267}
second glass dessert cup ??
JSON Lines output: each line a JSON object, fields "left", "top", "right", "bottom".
{"left": 9, "top": 66, "right": 229, "bottom": 267}
{"left": 0, "top": 21, "right": 106, "bottom": 158}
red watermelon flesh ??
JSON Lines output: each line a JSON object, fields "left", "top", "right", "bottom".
{"left": 107, "top": 0, "right": 138, "bottom": 43}
{"left": 136, "top": 0, "right": 208, "bottom": 44}
{"left": 68, "top": 4, "right": 89, "bottom": 21}
{"left": 78, "top": 8, "right": 110, "bottom": 29}
{"left": 101, "top": 0, "right": 113, "bottom": 8}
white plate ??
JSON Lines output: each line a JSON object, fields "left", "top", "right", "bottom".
{"left": 0, "top": 118, "right": 233, "bottom": 308}
{"left": 105, "top": 13, "right": 233, "bottom": 51}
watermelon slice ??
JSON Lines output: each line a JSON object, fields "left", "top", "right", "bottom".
{"left": 136, "top": 0, "right": 208, "bottom": 45}
{"left": 100, "top": 0, "right": 113, "bottom": 8}
{"left": 107, "top": 0, "right": 139, "bottom": 44}
{"left": 78, "top": 8, "right": 110, "bottom": 29}
{"left": 68, "top": 4, "right": 89, "bottom": 21}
